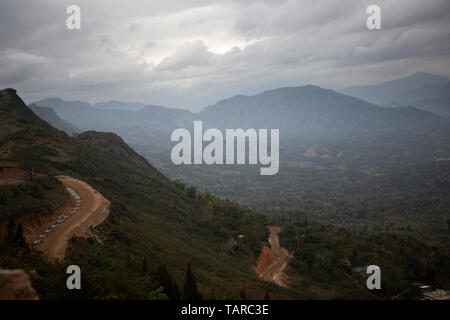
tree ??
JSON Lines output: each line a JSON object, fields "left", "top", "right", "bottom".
{"left": 6, "top": 217, "right": 15, "bottom": 241}
{"left": 183, "top": 263, "right": 201, "bottom": 300}
{"left": 153, "top": 265, "right": 181, "bottom": 300}
{"left": 187, "top": 186, "right": 197, "bottom": 199}
{"left": 15, "top": 224, "right": 27, "bottom": 248}
{"left": 206, "top": 291, "right": 216, "bottom": 300}
{"left": 239, "top": 287, "right": 246, "bottom": 300}
{"left": 264, "top": 292, "right": 270, "bottom": 300}
{"left": 141, "top": 258, "right": 148, "bottom": 276}
{"left": 148, "top": 286, "right": 169, "bottom": 300}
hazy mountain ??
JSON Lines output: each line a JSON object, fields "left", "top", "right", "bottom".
{"left": 35, "top": 84, "right": 447, "bottom": 146}
{"left": 35, "top": 98, "right": 194, "bottom": 131}
{"left": 93, "top": 100, "right": 146, "bottom": 111}
{"left": 28, "top": 104, "right": 79, "bottom": 135}
{"left": 200, "top": 85, "right": 445, "bottom": 138}
{"left": 410, "top": 98, "right": 450, "bottom": 117}
{"left": 342, "top": 73, "right": 450, "bottom": 116}
{"left": 35, "top": 97, "right": 92, "bottom": 111}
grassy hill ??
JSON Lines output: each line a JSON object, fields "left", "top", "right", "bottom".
{"left": 0, "top": 88, "right": 281, "bottom": 299}
{"left": 1, "top": 88, "right": 449, "bottom": 300}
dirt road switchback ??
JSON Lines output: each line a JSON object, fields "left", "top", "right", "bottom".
{"left": 35, "top": 176, "right": 110, "bottom": 261}
{"left": 253, "top": 226, "right": 291, "bottom": 287}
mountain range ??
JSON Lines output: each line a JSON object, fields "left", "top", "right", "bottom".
{"left": 199, "top": 85, "right": 444, "bottom": 137}
{"left": 342, "top": 72, "right": 450, "bottom": 117}
{"left": 2, "top": 87, "right": 450, "bottom": 300}
{"left": 34, "top": 75, "right": 450, "bottom": 148}
{"left": 34, "top": 97, "right": 193, "bottom": 132}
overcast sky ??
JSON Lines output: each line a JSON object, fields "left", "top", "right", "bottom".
{"left": 1, "top": 0, "right": 449, "bottom": 111}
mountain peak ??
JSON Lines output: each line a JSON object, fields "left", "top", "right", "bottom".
{"left": 207, "top": 85, "right": 329, "bottom": 108}
{"left": 199, "top": 83, "right": 443, "bottom": 138}
{"left": 0, "top": 88, "right": 18, "bottom": 96}
{"left": 0, "top": 87, "right": 36, "bottom": 120}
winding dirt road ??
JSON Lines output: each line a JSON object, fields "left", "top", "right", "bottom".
{"left": 253, "top": 226, "right": 291, "bottom": 287}
{"left": 35, "top": 176, "right": 110, "bottom": 261}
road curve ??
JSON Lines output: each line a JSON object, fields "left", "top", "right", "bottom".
{"left": 35, "top": 176, "right": 110, "bottom": 261}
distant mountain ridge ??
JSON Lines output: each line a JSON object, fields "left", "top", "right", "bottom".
{"left": 36, "top": 98, "right": 146, "bottom": 111}
{"left": 34, "top": 98, "right": 194, "bottom": 132}
{"left": 93, "top": 100, "right": 145, "bottom": 111}
{"left": 34, "top": 81, "right": 449, "bottom": 146}
{"left": 28, "top": 104, "right": 79, "bottom": 135}
{"left": 342, "top": 72, "right": 450, "bottom": 116}
{"left": 200, "top": 85, "right": 445, "bottom": 138}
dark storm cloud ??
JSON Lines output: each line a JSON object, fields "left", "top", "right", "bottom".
{"left": 0, "top": 0, "right": 449, "bottom": 110}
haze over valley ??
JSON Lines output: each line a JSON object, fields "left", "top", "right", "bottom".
{"left": 30, "top": 73, "right": 450, "bottom": 251}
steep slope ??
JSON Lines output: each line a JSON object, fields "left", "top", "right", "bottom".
{"left": 0, "top": 88, "right": 281, "bottom": 299}
{"left": 77, "top": 131, "right": 152, "bottom": 170}
{"left": 29, "top": 104, "right": 79, "bottom": 135}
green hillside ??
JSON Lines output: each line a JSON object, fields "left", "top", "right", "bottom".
{"left": 1, "top": 88, "right": 449, "bottom": 300}
{"left": 0, "top": 88, "right": 279, "bottom": 299}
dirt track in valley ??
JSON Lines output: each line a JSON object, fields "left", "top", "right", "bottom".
{"left": 35, "top": 176, "right": 110, "bottom": 261}
{"left": 253, "top": 226, "right": 291, "bottom": 287}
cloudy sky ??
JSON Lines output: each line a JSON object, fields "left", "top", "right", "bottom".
{"left": 1, "top": 0, "right": 449, "bottom": 111}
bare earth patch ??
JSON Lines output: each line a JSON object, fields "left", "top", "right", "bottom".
{"left": 253, "top": 226, "right": 292, "bottom": 287}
